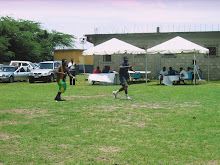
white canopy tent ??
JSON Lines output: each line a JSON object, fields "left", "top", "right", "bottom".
{"left": 83, "top": 38, "right": 148, "bottom": 83}
{"left": 146, "top": 36, "right": 209, "bottom": 85}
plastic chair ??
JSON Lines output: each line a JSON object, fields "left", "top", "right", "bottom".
{"left": 133, "top": 72, "right": 141, "bottom": 79}
{"left": 188, "top": 72, "right": 192, "bottom": 80}
{"left": 200, "top": 72, "right": 203, "bottom": 79}
{"left": 197, "top": 72, "right": 203, "bottom": 79}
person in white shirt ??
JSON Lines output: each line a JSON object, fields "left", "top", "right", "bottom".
{"left": 68, "top": 58, "right": 76, "bottom": 85}
{"left": 178, "top": 67, "right": 189, "bottom": 84}
{"left": 159, "top": 67, "right": 168, "bottom": 84}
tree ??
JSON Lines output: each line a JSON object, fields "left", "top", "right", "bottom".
{"left": 0, "top": 16, "right": 76, "bottom": 62}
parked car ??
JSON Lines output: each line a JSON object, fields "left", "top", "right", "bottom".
{"left": 29, "top": 61, "right": 61, "bottom": 83}
{"left": 0, "top": 65, "right": 30, "bottom": 83}
{"left": 9, "top": 60, "right": 36, "bottom": 70}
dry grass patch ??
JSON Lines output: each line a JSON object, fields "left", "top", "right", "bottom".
{"left": 0, "top": 133, "right": 20, "bottom": 140}
{"left": 99, "top": 146, "right": 121, "bottom": 153}
{"left": 0, "top": 108, "right": 50, "bottom": 118}
{"left": 63, "top": 94, "right": 107, "bottom": 101}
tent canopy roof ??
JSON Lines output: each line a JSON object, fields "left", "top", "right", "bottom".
{"left": 147, "top": 36, "right": 209, "bottom": 55}
{"left": 83, "top": 38, "right": 146, "bottom": 55}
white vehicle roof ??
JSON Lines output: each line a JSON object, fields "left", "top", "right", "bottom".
{"left": 10, "top": 60, "right": 31, "bottom": 63}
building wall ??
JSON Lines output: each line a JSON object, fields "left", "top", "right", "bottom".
{"left": 86, "top": 31, "right": 220, "bottom": 80}
{"left": 54, "top": 49, "right": 94, "bottom": 73}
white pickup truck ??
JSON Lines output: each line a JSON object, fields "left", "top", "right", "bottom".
{"left": 29, "top": 61, "right": 61, "bottom": 83}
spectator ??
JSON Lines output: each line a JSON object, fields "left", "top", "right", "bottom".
{"left": 92, "top": 66, "right": 101, "bottom": 85}
{"left": 102, "top": 66, "right": 110, "bottom": 73}
{"left": 159, "top": 67, "right": 168, "bottom": 84}
{"left": 168, "top": 67, "right": 177, "bottom": 75}
{"left": 68, "top": 58, "right": 76, "bottom": 85}
{"left": 178, "top": 67, "right": 189, "bottom": 84}
{"left": 93, "top": 66, "right": 101, "bottom": 74}
{"left": 189, "top": 60, "right": 202, "bottom": 84}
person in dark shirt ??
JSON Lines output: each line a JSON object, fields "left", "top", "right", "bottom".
{"left": 112, "top": 55, "right": 133, "bottom": 100}
{"left": 168, "top": 67, "right": 177, "bottom": 75}
{"left": 102, "top": 66, "right": 110, "bottom": 73}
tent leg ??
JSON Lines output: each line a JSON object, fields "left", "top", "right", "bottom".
{"left": 194, "top": 53, "right": 196, "bottom": 85}
{"left": 83, "top": 55, "right": 85, "bottom": 83}
{"left": 208, "top": 53, "right": 209, "bottom": 82}
{"left": 145, "top": 54, "right": 148, "bottom": 85}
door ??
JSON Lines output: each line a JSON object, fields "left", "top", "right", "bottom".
{"left": 14, "top": 67, "right": 29, "bottom": 81}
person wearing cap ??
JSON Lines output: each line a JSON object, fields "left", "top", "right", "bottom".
{"left": 112, "top": 55, "right": 133, "bottom": 100}
{"left": 54, "top": 59, "right": 75, "bottom": 101}
{"left": 178, "top": 67, "right": 188, "bottom": 84}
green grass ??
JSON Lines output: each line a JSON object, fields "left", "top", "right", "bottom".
{"left": 0, "top": 76, "right": 220, "bottom": 164}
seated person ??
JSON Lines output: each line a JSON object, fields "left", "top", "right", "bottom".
{"left": 92, "top": 66, "right": 101, "bottom": 85}
{"left": 168, "top": 67, "right": 177, "bottom": 75}
{"left": 178, "top": 67, "right": 189, "bottom": 84}
{"left": 102, "top": 66, "right": 110, "bottom": 73}
{"left": 159, "top": 67, "right": 168, "bottom": 84}
{"left": 93, "top": 66, "right": 101, "bottom": 74}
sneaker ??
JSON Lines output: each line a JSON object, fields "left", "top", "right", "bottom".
{"left": 126, "top": 96, "right": 132, "bottom": 101}
{"left": 112, "top": 91, "right": 117, "bottom": 99}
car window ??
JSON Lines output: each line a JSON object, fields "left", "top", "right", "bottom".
{"left": 1, "top": 67, "right": 15, "bottom": 72}
{"left": 29, "top": 63, "right": 35, "bottom": 68}
{"left": 54, "top": 62, "right": 61, "bottom": 69}
{"left": 19, "top": 67, "right": 25, "bottom": 72}
{"left": 39, "top": 63, "right": 53, "bottom": 69}
{"left": 23, "top": 63, "right": 28, "bottom": 66}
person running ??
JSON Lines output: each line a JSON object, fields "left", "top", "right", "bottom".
{"left": 54, "top": 59, "right": 75, "bottom": 101}
{"left": 112, "top": 55, "right": 133, "bottom": 100}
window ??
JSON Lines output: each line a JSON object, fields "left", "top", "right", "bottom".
{"left": 103, "top": 55, "right": 111, "bottom": 62}
{"left": 206, "top": 46, "right": 218, "bottom": 57}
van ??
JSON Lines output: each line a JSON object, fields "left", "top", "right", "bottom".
{"left": 9, "top": 61, "right": 35, "bottom": 70}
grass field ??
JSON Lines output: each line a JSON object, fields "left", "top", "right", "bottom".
{"left": 0, "top": 76, "right": 220, "bottom": 164}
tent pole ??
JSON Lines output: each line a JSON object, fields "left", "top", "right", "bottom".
{"left": 145, "top": 53, "right": 148, "bottom": 85}
{"left": 194, "top": 53, "right": 196, "bottom": 85}
{"left": 83, "top": 55, "right": 85, "bottom": 83}
{"left": 208, "top": 53, "right": 209, "bottom": 82}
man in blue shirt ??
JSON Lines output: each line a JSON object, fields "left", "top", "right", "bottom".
{"left": 113, "top": 55, "right": 133, "bottom": 100}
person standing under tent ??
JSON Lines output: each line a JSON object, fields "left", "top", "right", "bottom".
{"left": 189, "top": 60, "right": 202, "bottom": 83}
{"left": 112, "top": 55, "right": 133, "bottom": 100}
{"left": 55, "top": 59, "right": 74, "bottom": 101}
{"left": 68, "top": 58, "right": 76, "bottom": 85}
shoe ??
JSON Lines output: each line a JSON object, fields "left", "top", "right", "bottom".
{"left": 126, "top": 96, "right": 132, "bottom": 101}
{"left": 112, "top": 91, "right": 117, "bottom": 99}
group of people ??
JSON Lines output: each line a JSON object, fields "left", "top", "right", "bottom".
{"left": 159, "top": 60, "right": 202, "bottom": 85}
{"left": 54, "top": 55, "right": 133, "bottom": 101}
{"left": 93, "top": 65, "right": 111, "bottom": 74}
{"left": 55, "top": 56, "right": 133, "bottom": 101}
{"left": 54, "top": 57, "right": 202, "bottom": 102}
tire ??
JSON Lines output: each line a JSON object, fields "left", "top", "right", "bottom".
{"left": 49, "top": 75, "right": 55, "bottom": 82}
{"left": 9, "top": 76, "right": 14, "bottom": 83}
{"left": 29, "top": 78, "right": 35, "bottom": 83}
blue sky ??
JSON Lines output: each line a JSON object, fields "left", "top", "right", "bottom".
{"left": 1, "top": 0, "right": 220, "bottom": 48}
